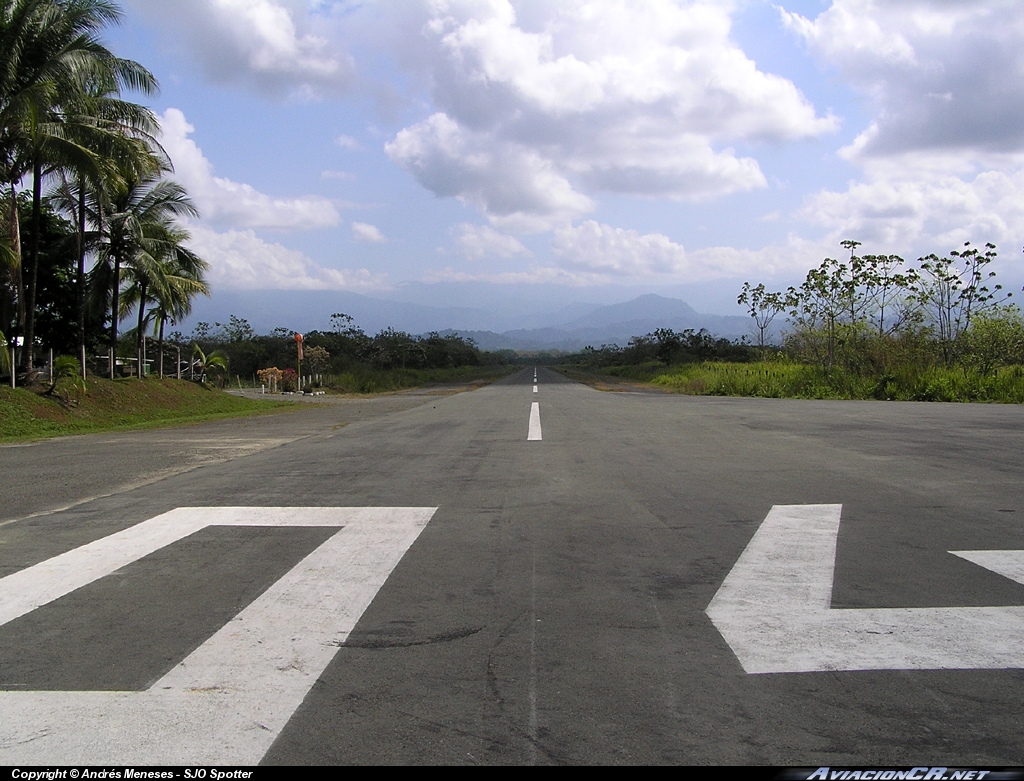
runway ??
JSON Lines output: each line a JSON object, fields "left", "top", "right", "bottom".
{"left": 2, "top": 368, "right": 1023, "bottom": 764}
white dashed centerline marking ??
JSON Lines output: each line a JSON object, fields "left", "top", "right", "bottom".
{"left": 528, "top": 402, "right": 542, "bottom": 441}
{"left": 533, "top": 385, "right": 538, "bottom": 393}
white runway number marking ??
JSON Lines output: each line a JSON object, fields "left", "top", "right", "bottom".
{"left": 528, "top": 402, "right": 542, "bottom": 441}
{"left": 706, "top": 504, "right": 1024, "bottom": 673}
{"left": 0, "top": 506, "right": 436, "bottom": 764}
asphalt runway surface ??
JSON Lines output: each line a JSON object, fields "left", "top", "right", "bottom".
{"left": 2, "top": 368, "right": 1024, "bottom": 765}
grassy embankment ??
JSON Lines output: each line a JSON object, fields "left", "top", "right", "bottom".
{"left": 0, "top": 364, "right": 520, "bottom": 442}
{"left": 0, "top": 377, "right": 295, "bottom": 443}
{"left": 561, "top": 361, "right": 1024, "bottom": 403}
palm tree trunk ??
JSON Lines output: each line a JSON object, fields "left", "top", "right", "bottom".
{"left": 136, "top": 281, "right": 146, "bottom": 379}
{"left": 77, "top": 181, "right": 86, "bottom": 380}
{"left": 8, "top": 187, "right": 24, "bottom": 367}
{"left": 23, "top": 158, "right": 42, "bottom": 371}
{"left": 158, "top": 315, "right": 165, "bottom": 378}
{"left": 110, "top": 250, "right": 119, "bottom": 380}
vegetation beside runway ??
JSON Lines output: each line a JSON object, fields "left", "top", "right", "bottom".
{"left": 559, "top": 241, "right": 1024, "bottom": 403}
{"left": 562, "top": 342, "right": 1024, "bottom": 403}
{"left": 326, "top": 364, "right": 518, "bottom": 394}
{"left": 0, "top": 377, "right": 294, "bottom": 443}
{"left": 174, "top": 313, "right": 517, "bottom": 394}
{"left": 0, "top": 362, "right": 520, "bottom": 443}
{"left": 634, "top": 361, "right": 1024, "bottom": 402}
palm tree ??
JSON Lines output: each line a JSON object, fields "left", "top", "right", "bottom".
{"left": 0, "top": 0, "right": 159, "bottom": 370}
{"left": 150, "top": 231, "right": 209, "bottom": 379}
{"left": 0, "top": 329, "right": 9, "bottom": 375}
{"left": 120, "top": 217, "right": 208, "bottom": 378}
{"left": 47, "top": 86, "right": 163, "bottom": 376}
{"left": 0, "top": 231, "right": 15, "bottom": 375}
{"left": 191, "top": 343, "right": 227, "bottom": 384}
{"left": 91, "top": 172, "right": 198, "bottom": 378}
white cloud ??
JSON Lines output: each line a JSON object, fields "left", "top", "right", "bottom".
{"left": 188, "top": 224, "right": 388, "bottom": 290}
{"left": 426, "top": 229, "right": 825, "bottom": 286}
{"left": 321, "top": 169, "right": 354, "bottom": 180}
{"left": 128, "top": 0, "right": 352, "bottom": 96}
{"left": 685, "top": 237, "right": 834, "bottom": 281}
{"left": 781, "top": 0, "right": 1024, "bottom": 161}
{"left": 159, "top": 108, "right": 340, "bottom": 231}
{"left": 552, "top": 220, "right": 688, "bottom": 277}
{"left": 552, "top": 221, "right": 828, "bottom": 282}
{"left": 386, "top": 0, "right": 835, "bottom": 231}
{"left": 799, "top": 166, "right": 1024, "bottom": 255}
{"left": 386, "top": 113, "right": 595, "bottom": 232}
{"left": 778, "top": 2, "right": 1024, "bottom": 275}
{"left": 335, "top": 134, "right": 361, "bottom": 149}
{"left": 453, "top": 223, "right": 532, "bottom": 260}
{"left": 780, "top": 2, "right": 916, "bottom": 67}
{"left": 351, "top": 221, "right": 387, "bottom": 242}
{"left": 424, "top": 265, "right": 607, "bottom": 287}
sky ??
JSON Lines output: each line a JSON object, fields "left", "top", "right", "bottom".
{"left": 105, "top": 0, "right": 1024, "bottom": 319}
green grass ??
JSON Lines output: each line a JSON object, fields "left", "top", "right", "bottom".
{"left": 0, "top": 376, "right": 295, "bottom": 443}
{"left": 562, "top": 361, "right": 1024, "bottom": 403}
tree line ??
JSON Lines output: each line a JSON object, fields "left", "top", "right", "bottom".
{"left": 738, "top": 240, "right": 1024, "bottom": 375}
{"left": 572, "top": 328, "right": 755, "bottom": 368}
{"left": 179, "top": 313, "right": 500, "bottom": 390}
{"left": 1, "top": 0, "right": 208, "bottom": 382}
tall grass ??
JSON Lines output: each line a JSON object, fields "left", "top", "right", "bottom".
{"left": 649, "top": 361, "right": 1024, "bottom": 402}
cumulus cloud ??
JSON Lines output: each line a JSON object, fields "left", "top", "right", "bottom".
{"left": 387, "top": 0, "right": 835, "bottom": 231}
{"left": 335, "top": 134, "right": 361, "bottom": 149}
{"left": 799, "top": 166, "right": 1024, "bottom": 253}
{"left": 777, "top": 2, "right": 1024, "bottom": 270}
{"left": 552, "top": 221, "right": 688, "bottom": 277}
{"left": 351, "top": 221, "right": 387, "bottom": 242}
{"left": 550, "top": 220, "right": 821, "bottom": 282}
{"left": 159, "top": 108, "right": 340, "bottom": 231}
{"left": 453, "top": 223, "right": 532, "bottom": 260}
{"left": 684, "top": 236, "right": 835, "bottom": 281}
{"left": 188, "top": 224, "right": 388, "bottom": 290}
{"left": 387, "top": 113, "right": 595, "bottom": 232}
{"left": 781, "top": 0, "right": 1024, "bottom": 160}
{"left": 428, "top": 227, "right": 825, "bottom": 286}
{"left": 128, "top": 0, "right": 352, "bottom": 96}
{"left": 424, "top": 264, "right": 607, "bottom": 286}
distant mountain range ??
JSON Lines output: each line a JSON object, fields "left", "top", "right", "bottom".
{"left": 444, "top": 294, "right": 757, "bottom": 351}
{"left": 180, "top": 289, "right": 767, "bottom": 351}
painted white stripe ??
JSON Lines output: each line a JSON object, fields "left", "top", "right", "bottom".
{"left": 706, "top": 504, "right": 1024, "bottom": 673}
{"left": 0, "top": 506, "right": 435, "bottom": 764}
{"left": 533, "top": 385, "right": 538, "bottom": 393}
{"left": 528, "top": 402, "right": 542, "bottom": 441}
{"left": 952, "top": 549, "right": 1024, "bottom": 584}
